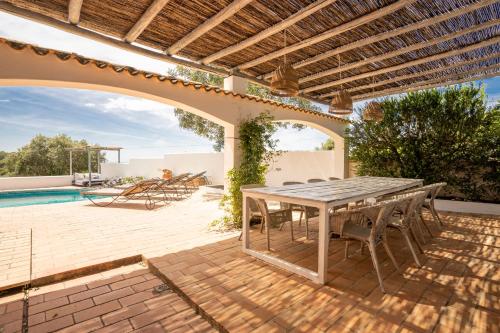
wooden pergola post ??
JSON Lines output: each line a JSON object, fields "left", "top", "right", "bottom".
{"left": 69, "top": 150, "right": 73, "bottom": 175}
{"left": 87, "top": 147, "right": 92, "bottom": 187}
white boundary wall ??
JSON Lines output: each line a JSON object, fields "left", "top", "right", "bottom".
{"left": 100, "top": 151, "right": 338, "bottom": 186}
{"left": 0, "top": 175, "right": 73, "bottom": 191}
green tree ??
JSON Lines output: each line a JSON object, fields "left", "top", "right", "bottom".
{"left": 316, "top": 138, "right": 334, "bottom": 150}
{"left": 5, "top": 134, "right": 104, "bottom": 176}
{"left": 169, "top": 66, "right": 320, "bottom": 151}
{"left": 348, "top": 85, "right": 499, "bottom": 202}
{"left": 215, "top": 113, "right": 279, "bottom": 229}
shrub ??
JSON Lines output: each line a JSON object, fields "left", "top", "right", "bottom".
{"left": 348, "top": 85, "right": 499, "bottom": 202}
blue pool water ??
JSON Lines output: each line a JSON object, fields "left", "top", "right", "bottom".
{"left": 0, "top": 189, "right": 98, "bottom": 208}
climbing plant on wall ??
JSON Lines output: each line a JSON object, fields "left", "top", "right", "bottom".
{"left": 213, "top": 113, "right": 279, "bottom": 230}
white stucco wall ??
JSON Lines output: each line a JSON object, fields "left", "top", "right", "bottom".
{"left": 0, "top": 176, "right": 73, "bottom": 191}
{"left": 100, "top": 151, "right": 339, "bottom": 186}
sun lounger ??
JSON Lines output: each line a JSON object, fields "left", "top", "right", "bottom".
{"left": 83, "top": 178, "right": 164, "bottom": 209}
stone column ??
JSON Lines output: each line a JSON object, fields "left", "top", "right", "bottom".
{"left": 222, "top": 75, "right": 247, "bottom": 192}
{"left": 332, "top": 135, "right": 349, "bottom": 179}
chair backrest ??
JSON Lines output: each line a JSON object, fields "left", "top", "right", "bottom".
{"left": 241, "top": 184, "right": 265, "bottom": 214}
{"left": 390, "top": 191, "right": 427, "bottom": 228}
{"left": 307, "top": 178, "right": 325, "bottom": 183}
{"left": 427, "top": 182, "right": 446, "bottom": 201}
{"left": 282, "top": 181, "right": 303, "bottom": 186}
{"left": 122, "top": 179, "right": 159, "bottom": 196}
{"left": 329, "top": 177, "right": 340, "bottom": 181}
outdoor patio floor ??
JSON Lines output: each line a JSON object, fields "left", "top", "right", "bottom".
{"left": 0, "top": 264, "right": 216, "bottom": 332}
{"left": 146, "top": 212, "right": 499, "bottom": 332}
{"left": 0, "top": 190, "right": 236, "bottom": 291}
{"left": 1, "top": 195, "right": 498, "bottom": 332}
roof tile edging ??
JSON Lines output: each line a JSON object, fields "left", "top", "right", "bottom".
{"left": 0, "top": 37, "right": 349, "bottom": 124}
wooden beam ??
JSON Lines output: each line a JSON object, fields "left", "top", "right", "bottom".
{"left": 318, "top": 53, "right": 500, "bottom": 98}
{"left": 167, "top": 0, "right": 254, "bottom": 55}
{"left": 235, "top": 0, "right": 416, "bottom": 71}
{"left": 301, "top": 36, "right": 500, "bottom": 94}
{"left": 68, "top": 0, "right": 83, "bottom": 25}
{"left": 124, "top": 0, "right": 171, "bottom": 43}
{"left": 201, "top": 0, "right": 338, "bottom": 64}
{"left": 261, "top": 0, "right": 498, "bottom": 80}
{"left": 300, "top": 20, "right": 499, "bottom": 84}
{"left": 353, "top": 65, "right": 500, "bottom": 101}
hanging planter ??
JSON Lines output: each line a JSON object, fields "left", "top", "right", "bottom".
{"left": 363, "top": 101, "right": 383, "bottom": 121}
{"left": 329, "top": 89, "right": 353, "bottom": 114}
{"left": 270, "top": 62, "right": 299, "bottom": 97}
{"left": 270, "top": 29, "right": 299, "bottom": 97}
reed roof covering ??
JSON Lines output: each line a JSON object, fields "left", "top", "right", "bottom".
{"left": 2, "top": 0, "right": 499, "bottom": 103}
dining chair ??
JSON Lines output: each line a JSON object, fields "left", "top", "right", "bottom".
{"left": 307, "top": 178, "right": 325, "bottom": 183}
{"left": 422, "top": 182, "right": 447, "bottom": 228}
{"left": 330, "top": 196, "right": 406, "bottom": 293}
{"left": 255, "top": 197, "right": 294, "bottom": 250}
{"left": 281, "top": 181, "right": 305, "bottom": 224}
{"left": 386, "top": 191, "right": 427, "bottom": 267}
{"left": 238, "top": 184, "right": 293, "bottom": 247}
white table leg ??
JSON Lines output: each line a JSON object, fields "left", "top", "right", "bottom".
{"left": 242, "top": 194, "right": 250, "bottom": 249}
{"left": 317, "top": 203, "right": 329, "bottom": 284}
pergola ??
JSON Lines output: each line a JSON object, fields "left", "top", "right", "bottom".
{"left": 1, "top": 0, "right": 498, "bottom": 104}
{"left": 65, "top": 145, "right": 122, "bottom": 184}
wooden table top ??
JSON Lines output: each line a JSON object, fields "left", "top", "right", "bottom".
{"left": 241, "top": 176, "right": 423, "bottom": 204}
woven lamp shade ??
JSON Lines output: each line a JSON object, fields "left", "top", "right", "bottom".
{"left": 328, "top": 89, "right": 353, "bottom": 115}
{"left": 363, "top": 101, "right": 383, "bottom": 121}
{"left": 270, "top": 63, "right": 299, "bottom": 97}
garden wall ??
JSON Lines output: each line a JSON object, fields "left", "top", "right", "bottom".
{"left": 100, "top": 151, "right": 340, "bottom": 186}
{"left": 0, "top": 175, "right": 73, "bottom": 191}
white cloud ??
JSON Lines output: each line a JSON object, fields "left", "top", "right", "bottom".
{"left": 0, "top": 99, "right": 9, "bottom": 102}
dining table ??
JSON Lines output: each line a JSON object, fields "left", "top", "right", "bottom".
{"left": 241, "top": 176, "right": 423, "bottom": 284}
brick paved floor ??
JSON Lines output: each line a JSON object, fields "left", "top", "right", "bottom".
{"left": 147, "top": 212, "right": 499, "bottom": 332}
{"left": 0, "top": 264, "right": 216, "bottom": 333}
{"left": 0, "top": 190, "right": 237, "bottom": 290}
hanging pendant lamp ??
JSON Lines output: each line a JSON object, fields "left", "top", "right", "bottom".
{"left": 270, "top": 30, "right": 299, "bottom": 97}
{"left": 329, "top": 54, "right": 353, "bottom": 115}
{"left": 363, "top": 77, "right": 383, "bottom": 121}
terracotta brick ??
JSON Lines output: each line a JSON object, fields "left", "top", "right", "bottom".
{"left": 109, "top": 276, "right": 146, "bottom": 291}
{"left": 5, "top": 301, "right": 23, "bottom": 313}
{"left": 68, "top": 285, "right": 111, "bottom": 303}
{"left": 93, "top": 286, "right": 135, "bottom": 305}
{"left": 57, "top": 317, "right": 103, "bottom": 332}
{"left": 130, "top": 306, "right": 176, "bottom": 329}
{"left": 29, "top": 297, "right": 69, "bottom": 315}
{"left": 94, "top": 319, "right": 133, "bottom": 333}
{"left": 102, "top": 303, "right": 148, "bottom": 326}
{"left": 1, "top": 319, "right": 22, "bottom": 333}
{"left": 0, "top": 309, "right": 22, "bottom": 325}
{"left": 45, "top": 298, "right": 94, "bottom": 320}
{"left": 131, "top": 278, "right": 162, "bottom": 292}
{"left": 134, "top": 322, "right": 166, "bottom": 332}
{"left": 73, "top": 300, "right": 122, "bottom": 323}
{"left": 28, "top": 312, "right": 46, "bottom": 327}
{"left": 43, "top": 284, "right": 88, "bottom": 301}
{"left": 119, "top": 290, "right": 156, "bottom": 307}
{"left": 87, "top": 275, "right": 124, "bottom": 290}
{"left": 30, "top": 315, "right": 74, "bottom": 333}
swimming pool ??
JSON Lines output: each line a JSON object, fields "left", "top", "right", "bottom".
{"left": 0, "top": 189, "right": 99, "bottom": 208}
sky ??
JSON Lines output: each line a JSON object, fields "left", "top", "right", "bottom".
{"left": 0, "top": 11, "right": 499, "bottom": 162}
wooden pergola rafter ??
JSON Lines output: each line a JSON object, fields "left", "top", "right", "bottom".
{"left": 1, "top": 0, "right": 498, "bottom": 103}
{"left": 354, "top": 65, "right": 500, "bottom": 101}
{"left": 318, "top": 53, "right": 500, "bottom": 98}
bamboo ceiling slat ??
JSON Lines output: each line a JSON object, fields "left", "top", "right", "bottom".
{"left": 2, "top": 0, "right": 499, "bottom": 102}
